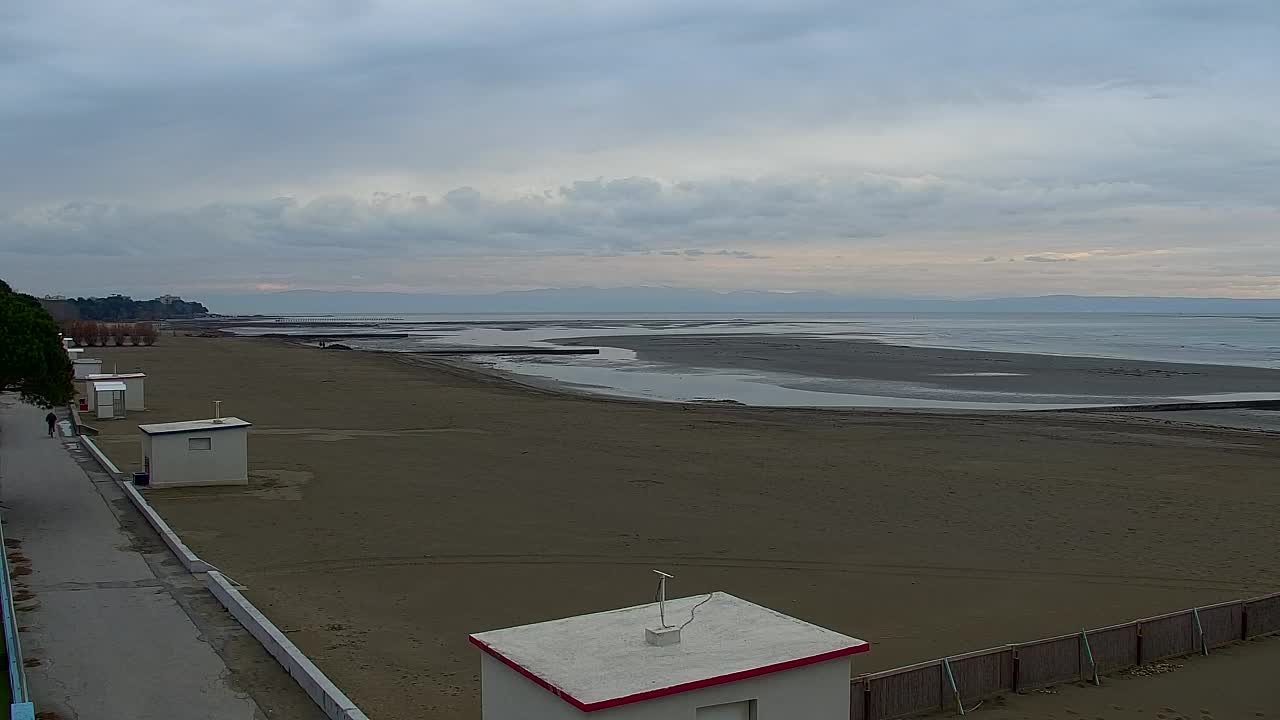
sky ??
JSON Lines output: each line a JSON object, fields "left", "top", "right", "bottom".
{"left": 2, "top": 1, "right": 1278, "bottom": 299}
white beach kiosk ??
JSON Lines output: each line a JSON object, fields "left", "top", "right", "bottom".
{"left": 90, "top": 380, "right": 128, "bottom": 420}
{"left": 72, "top": 356, "right": 101, "bottom": 379}
{"left": 470, "top": 588, "right": 868, "bottom": 720}
{"left": 138, "top": 408, "right": 251, "bottom": 488}
{"left": 84, "top": 373, "right": 146, "bottom": 411}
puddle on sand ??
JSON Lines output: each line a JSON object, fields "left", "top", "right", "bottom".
{"left": 478, "top": 359, "right": 1120, "bottom": 410}
{"left": 930, "top": 372, "right": 1027, "bottom": 377}
{"left": 470, "top": 356, "right": 1280, "bottom": 410}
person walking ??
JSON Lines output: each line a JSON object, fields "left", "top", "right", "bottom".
{"left": 45, "top": 411, "right": 57, "bottom": 437}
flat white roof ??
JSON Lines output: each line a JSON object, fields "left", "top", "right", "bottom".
{"left": 87, "top": 372, "right": 146, "bottom": 379}
{"left": 92, "top": 381, "right": 128, "bottom": 392}
{"left": 138, "top": 417, "right": 252, "bottom": 435}
{"left": 71, "top": 357, "right": 99, "bottom": 363}
{"left": 470, "top": 592, "right": 868, "bottom": 712}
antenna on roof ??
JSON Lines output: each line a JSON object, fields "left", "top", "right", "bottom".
{"left": 213, "top": 400, "right": 223, "bottom": 423}
{"left": 653, "top": 570, "right": 673, "bottom": 628}
{"left": 646, "top": 570, "right": 682, "bottom": 646}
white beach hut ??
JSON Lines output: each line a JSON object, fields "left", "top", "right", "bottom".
{"left": 91, "top": 380, "right": 128, "bottom": 420}
{"left": 72, "top": 357, "right": 101, "bottom": 379}
{"left": 138, "top": 416, "right": 251, "bottom": 487}
{"left": 470, "top": 591, "right": 868, "bottom": 720}
{"left": 84, "top": 373, "right": 146, "bottom": 411}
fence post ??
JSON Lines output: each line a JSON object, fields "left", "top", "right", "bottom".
{"left": 1011, "top": 647, "right": 1020, "bottom": 693}
{"left": 1135, "top": 622, "right": 1144, "bottom": 665}
{"left": 1192, "top": 608, "right": 1207, "bottom": 655}
{"left": 942, "top": 657, "right": 964, "bottom": 716}
{"left": 1080, "top": 629, "right": 1099, "bottom": 685}
{"left": 1242, "top": 603, "right": 1249, "bottom": 640}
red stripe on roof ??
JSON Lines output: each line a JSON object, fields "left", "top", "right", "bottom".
{"left": 469, "top": 634, "right": 869, "bottom": 713}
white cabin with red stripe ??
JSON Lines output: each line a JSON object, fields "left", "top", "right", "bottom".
{"left": 470, "top": 592, "right": 868, "bottom": 720}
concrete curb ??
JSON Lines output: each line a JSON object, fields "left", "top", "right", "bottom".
{"left": 77, "top": 435, "right": 121, "bottom": 477}
{"left": 206, "top": 571, "right": 371, "bottom": 720}
{"left": 68, "top": 402, "right": 98, "bottom": 436}
{"left": 78, "top": 436, "right": 214, "bottom": 574}
{"left": 119, "top": 480, "right": 214, "bottom": 574}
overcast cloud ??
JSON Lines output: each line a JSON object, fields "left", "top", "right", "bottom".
{"left": 2, "top": 1, "right": 1278, "bottom": 297}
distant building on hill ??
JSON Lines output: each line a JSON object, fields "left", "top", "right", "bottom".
{"left": 64, "top": 294, "right": 209, "bottom": 321}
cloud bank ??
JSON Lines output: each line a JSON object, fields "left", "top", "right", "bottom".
{"left": 2, "top": 1, "right": 1278, "bottom": 297}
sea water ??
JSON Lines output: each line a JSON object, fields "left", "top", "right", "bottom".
{"left": 228, "top": 313, "right": 1280, "bottom": 409}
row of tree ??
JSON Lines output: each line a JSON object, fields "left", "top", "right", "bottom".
{"left": 63, "top": 320, "right": 159, "bottom": 347}
{"left": 70, "top": 294, "right": 208, "bottom": 321}
{"left": 0, "top": 279, "right": 74, "bottom": 408}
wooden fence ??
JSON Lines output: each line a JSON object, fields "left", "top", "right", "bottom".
{"left": 849, "top": 591, "right": 1280, "bottom": 720}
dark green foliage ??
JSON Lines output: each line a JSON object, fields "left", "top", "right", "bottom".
{"left": 0, "top": 280, "right": 74, "bottom": 408}
{"left": 70, "top": 294, "right": 208, "bottom": 321}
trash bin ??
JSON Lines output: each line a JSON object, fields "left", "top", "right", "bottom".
{"left": 132, "top": 471, "right": 150, "bottom": 487}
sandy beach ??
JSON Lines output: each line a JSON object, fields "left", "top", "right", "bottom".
{"left": 86, "top": 335, "right": 1280, "bottom": 720}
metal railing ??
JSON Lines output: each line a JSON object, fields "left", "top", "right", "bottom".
{"left": 0, "top": 511, "right": 34, "bottom": 719}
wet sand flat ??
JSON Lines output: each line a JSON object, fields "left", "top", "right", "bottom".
{"left": 1133, "top": 409, "right": 1280, "bottom": 433}
{"left": 567, "top": 334, "right": 1280, "bottom": 400}
{"left": 88, "top": 336, "right": 1280, "bottom": 720}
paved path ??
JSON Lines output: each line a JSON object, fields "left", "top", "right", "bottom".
{"left": 0, "top": 398, "right": 267, "bottom": 720}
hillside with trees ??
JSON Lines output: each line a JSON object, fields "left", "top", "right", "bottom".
{"left": 65, "top": 294, "right": 209, "bottom": 321}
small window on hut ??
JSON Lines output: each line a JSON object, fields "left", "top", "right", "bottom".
{"left": 188, "top": 437, "right": 212, "bottom": 451}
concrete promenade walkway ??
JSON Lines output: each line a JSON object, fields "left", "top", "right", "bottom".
{"left": 0, "top": 397, "right": 271, "bottom": 720}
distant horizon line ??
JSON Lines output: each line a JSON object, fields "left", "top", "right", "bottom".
{"left": 131, "top": 288, "right": 1280, "bottom": 302}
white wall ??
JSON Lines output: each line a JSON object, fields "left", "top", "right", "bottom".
{"left": 83, "top": 377, "right": 144, "bottom": 411}
{"left": 480, "top": 653, "right": 850, "bottom": 720}
{"left": 73, "top": 360, "right": 102, "bottom": 379}
{"left": 146, "top": 428, "right": 249, "bottom": 487}
{"left": 95, "top": 390, "right": 122, "bottom": 419}
{"left": 121, "top": 377, "right": 145, "bottom": 410}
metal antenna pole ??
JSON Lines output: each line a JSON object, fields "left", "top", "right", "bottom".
{"left": 653, "top": 570, "right": 673, "bottom": 628}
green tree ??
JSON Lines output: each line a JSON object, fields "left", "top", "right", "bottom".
{"left": 0, "top": 279, "right": 75, "bottom": 408}
{"left": 71, "top": 294, "right": 208, "bottom": 321}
